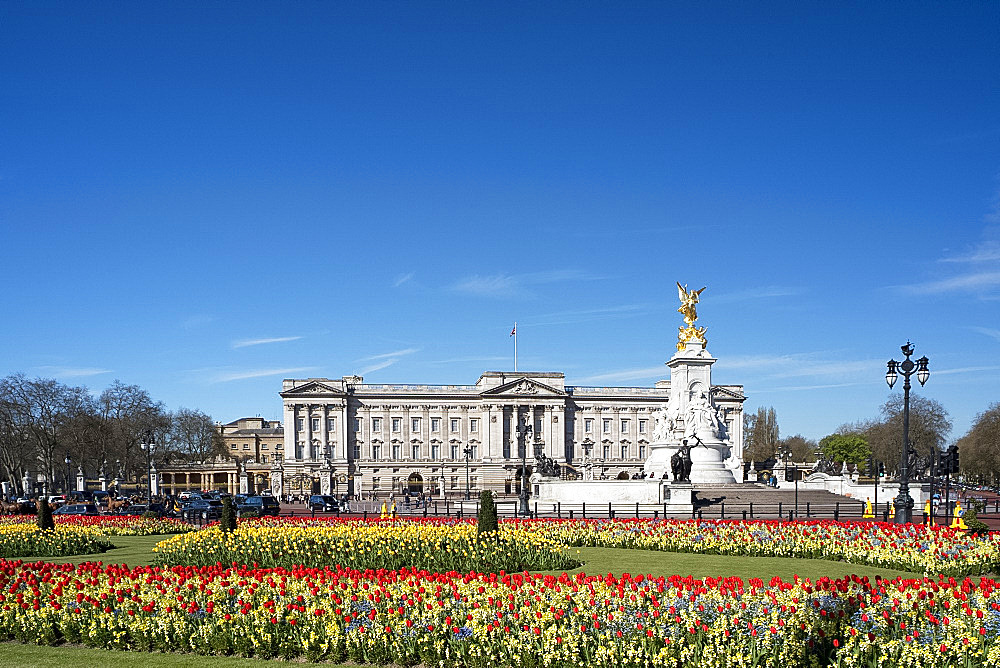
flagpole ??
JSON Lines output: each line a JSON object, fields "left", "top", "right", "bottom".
{"left": 514, "top": 322, "right": 517, "bottom": 372}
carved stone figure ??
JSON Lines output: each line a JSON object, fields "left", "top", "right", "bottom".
{"left": 534, "top": 452, "right": 561, "bottom": 477}
{"left": 813, "top": 457, "right": 838, "bottom": 475}
{"left": 670, "top": 444, "right": 692, "bottom": 482}
{"left": 651, "top": 407, "right": 673, "bottom": 442}
{"left": 685, "top": 391, "right": 722, "bottom": 439}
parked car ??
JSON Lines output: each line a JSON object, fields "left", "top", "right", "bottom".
{"left": 309, "top": 495, "right": 339, "bottom": 512}
{"left": 181, "top": 499, "right": 223, "bottom": 520}
{"left": 53, "top": 503, "right": 99, "bottom": 516}
{"left": 178, "top": 491, "right": 203, "bottom": 502}
{"left": 237, "top": 495, "right": 280, "bottom": 517}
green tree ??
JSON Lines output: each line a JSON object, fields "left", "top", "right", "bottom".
{"left": 36, "top": 498, "right": 54, "bottom": 531}
{"left": 477, "top": 490, "right": 498, "bottom": 537}
{"left": 219, "top": 497, "right": 237, "bottom": 533}
{"left": 819, "top": 432, "right": 871, "bottom": 465}
{"left": 743, "top": 406, "right": 779, "bottom": 462}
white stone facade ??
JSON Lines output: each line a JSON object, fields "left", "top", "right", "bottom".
{"left": 277, "top": 371, "right": 745, "bottom": 498}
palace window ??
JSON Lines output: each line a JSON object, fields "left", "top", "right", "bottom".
{"left": 354, "top": 418, "right": 362, "bottom": 432}
{"left": 471, "top": 476, "right": 478, "bottom": 489}
{"left": 392, "top": 444, "right": 400, "bottom": 460}
{"left": 603, "top": 419, "right": 611, "bottom": 434}
{"left": 372, "top": 477, "right": 380, "bottom": 490}
{"left": 392, "top": 418, "right": 401, "bottom": 432}
{"left": 262, "top": 455, "right": 268, "bottom": 463}
{"left": 431, "top": 444, "right": 440, "bottom": 459}
{"left": 431, "top": 418, "right": 441, "bottom": 432}
{"left": 372, "top": 418, "right": 382, "bottom": 433}
{"left": 311, "top": 418, "right": 319, "bottom": 432}
{"left": 230, "top": 443, "right": 237, "bottom": 450}
{"left": 372, "top": 444, "right": 382, "bottom": 460}
{"left": 351, "top": 445, "right": 361, "bottom": 459}
{"left": 262, "top": 443, "right": 269, "bottom": 450}
{"left": 620, "top": 445, "right": 628, "bottom": 460}
{"left": 602, "top": 445, "right": 610, "bottom": 459}
{"left": 327, "top": 417, "right": 336, "bottom": 431}
{"left": 638, "top": 419, "right": 647, "bottom": 433}
{"left": 584, "top": 418, "right": 593, "bottom": 433}
{"left": 412, "top": 444, "right": 420, "bottom": 459}
{"left": 243, "top": 443, "right": 250, "bottom": 450}
{"left": 275, "top": 442, "right": 282, "bottom": 449}
{"left": 450, "top": 418, "right": 460, "bottom": 433}
{"left": 296, "top": 418, "right": 304, "bottom": 431}
{"left": 639, "top": 445, "right": 646, "bottom": 459}
{"left": 469, "top": 445, "right": 477, "bottom": 459}
{"left": 470, "top": 418, "right": 478, "bottom": 433}
{"left": 411, "top": 417, "right": 420, "bottom": 432}
{"left": 450, "top": 445, "right": 459, "bottom": 460}
{"left": 621, "top": 419, "right": 629, "bottom": 433}
{"left": 451, "top": 476, "right": 458, "bottom": 489}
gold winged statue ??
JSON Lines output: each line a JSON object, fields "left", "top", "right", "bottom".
{"left": 676, "top": 282, "right": 707, "bottom": 350}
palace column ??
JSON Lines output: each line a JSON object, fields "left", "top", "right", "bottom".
{"left": 283, "top": 403, "right": 297, "bottom": 463}
{"left": 304, "top": 405, "right": 314, "bottom": 461}
{"left": 486, "top": 404, "right": 501, "bottom": 460}
{"left": 321, "top": 404, "right": 329, "bottom": 459}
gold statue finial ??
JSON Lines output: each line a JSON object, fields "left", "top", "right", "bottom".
{"left": 676, "top": 282, "right": 707, "bottom": 351}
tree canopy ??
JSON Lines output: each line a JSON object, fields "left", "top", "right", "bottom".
{"left": 819, "top": 432, "right": 871, "bottom": 465}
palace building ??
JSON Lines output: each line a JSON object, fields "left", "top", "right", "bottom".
{"left": 273, "top": 370, "right": 746, "bottom": 498}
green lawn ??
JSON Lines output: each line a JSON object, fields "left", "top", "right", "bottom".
{"left": 0, "top": 643, "right": 348, "bottom": 668}
{"left": 13, "top": 534, "right": 916, "bottom": 581}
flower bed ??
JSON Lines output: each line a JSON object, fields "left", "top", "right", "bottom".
{"left": 153, "top": 520, "right": 580, "bottom": 573}
{"left": 197, "top": 517, "right": 1000, "bottom": 577}
{"left": 0, "top": 559, "right": 997, "bottom": 667}
{"left": 0, "top": 525, "right": 113, "bottom": 558}
{"left": 0, "top": 515, "right": 196, "bottom": 536}
{"left": 517, "top": 518, "right": 1000, "bottom": 577}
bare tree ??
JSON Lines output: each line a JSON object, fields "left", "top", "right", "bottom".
{"left": 743, "top": 406, "right": 779, "bottom": 462}
{"left": 97, "top": 381, "right": 167, "bottom": 484}
{"left": 865, "top": 394, "right": 952, "bottom": 472}
{"left": 957, "top": 402, "right": 1000, "bottom": 484}
{"left": 167, "top": 408, "right": 225, "bottom": 463}
{"left": 1, "top": 374, "right": 91, "bottom": 492}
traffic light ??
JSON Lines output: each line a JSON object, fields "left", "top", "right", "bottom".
{"left": 864, "top": 457, "right": 874, "bottom": 477}
{"left": 948, "top": 445, "right": 960, "bottom": 474}
{"left": 877, "top": 462, "right": 885, "bottom": 477}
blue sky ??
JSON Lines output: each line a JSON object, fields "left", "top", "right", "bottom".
{"left": 2, "top": 1, "right": 998, "bottom": 442}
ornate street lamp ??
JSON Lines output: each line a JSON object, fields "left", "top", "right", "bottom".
{"left": 516, "top": 413, "right": 533, "bottom": 516}
{"left": 463, "top": 446, "right": 473, "bottom": 500}
{"left": 64, "top": 455, "right": 72, "bottom": 496}
{"left": 886, "top": 342, "right": 930, "bottom": 524}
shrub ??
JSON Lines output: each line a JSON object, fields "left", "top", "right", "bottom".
{"left": 36, "top": 500, "right": 54, "bottom": 531}
{"left": 964, "top": 499, "right": 991, "bottom": 535}
{"left": 477, "top": 490, "right": 498, "bottom": 537}
{"left": 220, "top": 497, "right": 237, "bottom": 533}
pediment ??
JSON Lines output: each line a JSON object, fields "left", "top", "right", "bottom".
{"left": 481, "top": 377, "right": 567, "bottom": 397}
{"left": 281, "top": 381, "right": 346, "bottom": 398}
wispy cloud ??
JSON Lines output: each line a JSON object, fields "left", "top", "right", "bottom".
{"left": 940, "top": 240, "right": 1000, "bottom": 264}
{"left": 716, "top": 353, "right": 881, "bottom": 379}
{"left": 212, "top": 367, "right": 315, "bottom": 383}
{"left": 358, "top": 359, "right": 397, "bottom": 375}
{"left": 180, "top": 314, "right": 215, "bottom": 330}
{"left": 393, "top": 272, "right": 415, "bottom": 287}
{"left": 971, "top": 326, "right": 1000, "bottom": 342}
{"left": 524, "top": 304, "right": 649, "bottom": 327}
{"left": 452, "top": 269, "right": 598, "bottom": 298}
{"left": 753, "top": 382, "right": 864, "bottom": 393}
{"left": 356, "top": 348, "right": 418, "bottom": 362}
{"left": 429, "top": 356, "right": 510, "bottom": 365}
{"left": 353, "top": 348, "right": 418, "bottom": 376}
{"left": 898, "top": 271, "right": 1000, "bottom": 294}
{"left": 712, "top": 286, "right": 806, "bottom": 302}
{"left": 573, "top": 366, "right": 667, "bottom": 384}
{"left": 926, "top": 364, "right": 1000, "bottom": 376}
{"left": 232, "top": 335, "right": 303, "bottom": 349}
{"left": 35, "top": 366, "right": 113, "bottom": 378}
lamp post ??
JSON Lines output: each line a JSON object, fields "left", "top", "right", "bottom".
{"left": 516, "top": 413, "right": 533, "bottom": 516}
{"left": 885, "top": 342, "right": 930, "bottom": 524}
{"left": 463, "top": 446, "right": 473, "bottom": 500}
{"left": 64, "top": 456, "right": 72, "bottom": 496}
{"left": 140, "top": 430, "right": 155, "bottom": 504}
